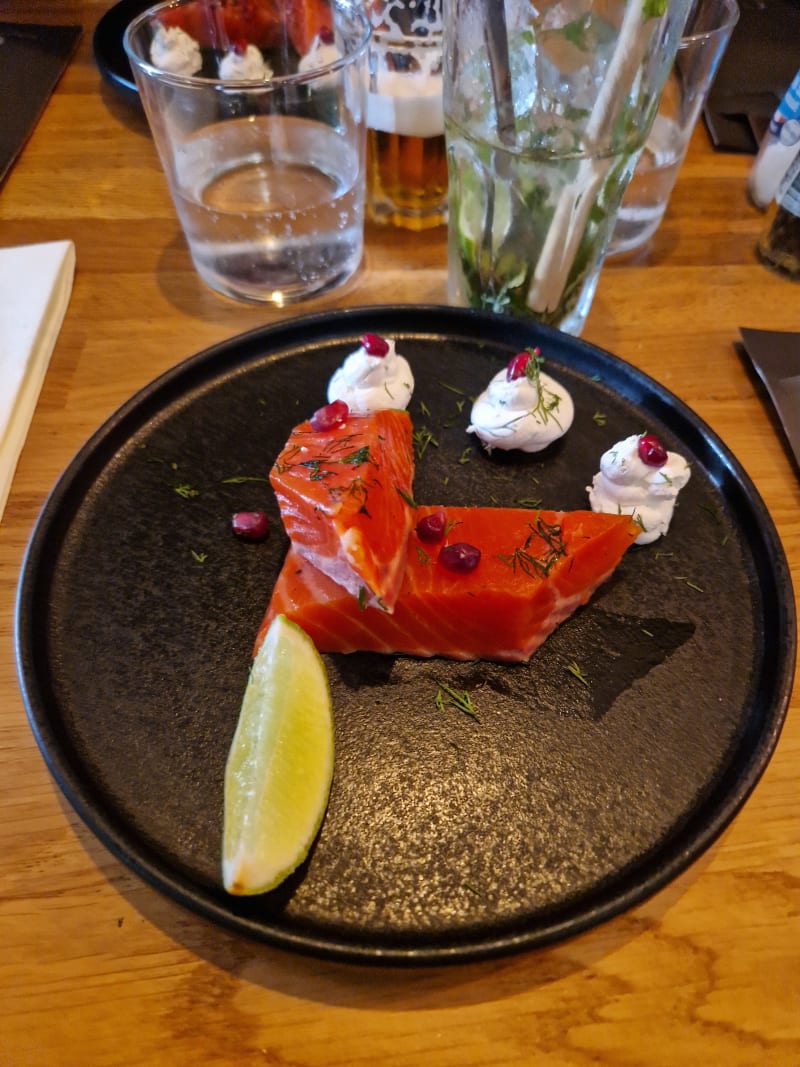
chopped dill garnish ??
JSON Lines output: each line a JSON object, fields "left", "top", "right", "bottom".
{"left": 357, "top": 587, "right": 367, "bottom": 611}
{"left": 396, "top": 487, "right": 417, "bottom": 508}
{"left": 174, "top": 484, "right": 199, "bottom": 499}
{"left": 340, "top": 445, "right": 371, "bottom": 466}
{"left": 412, "top": 426, "right": 439, "bottom": 459}
{"left": 442, "top": 475, "right": 450, "bottom": 487}
{"left": 496, "top": 515, "right": 567, "bottom": 579}
{"left": 221, "top": 475, "right": 269, "bottom": 484}
{"left": 190, "top": 550, "right": 207, "bottom": 563}
{"left": 435, "top": 682, "right": 478, "bottom": 719}
{"left": 415, "top": 546, "right": 431, "bottom": 565}
{"left": 458, "top": 447, "right": 473, "bottom": 464}
{"left": 419, "top": 399, "right": 432, "bottom": 418}
{"left": 674, "top": 576, "right": 704, "bottom": 592}
{"left": 641, "top": 628, "right": 654, "bottom": 637}
{"left": 462, "top": 881, "right": 480, "bottom": 896}
{"left": 444, "top": 518, "right": 462, "bottom": 535}
{"left": 699, "top": 503, "right": 722, "bottom": 523}
{"left": 565, "top": 661, "right": 590, "bottom": 686}
{"left": 513, "top": 497, "right": 543, "bottom": 509}
{"left": 592, "top": 411, "right": 607, "bottom": 426}
{"left": 438, "top": 380, "right": 467, "bottom": 396}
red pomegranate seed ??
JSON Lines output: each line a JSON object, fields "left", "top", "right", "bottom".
{"left": 506, "top": 352, "right": 530, "bottom": 381}
{"left": 232, "top": 511, "right": 269, "bottom": 540}
{"left": 361, "top": 333, "right": 390, "bottom": 357}
{"left": 638, "top": 434, "right": 668, "bottom": 467}
{"left": 310, "top": 399, "right": 349, "bottom": 431}
{"left": 438, "top": 542, "right": 481, "bottom": 573}
{"left": 231, "top": 38, "right": 248, "bottom": 55}
{"left": 416, "top": 509, "right": 447, "bottom": 543}
{"left": 319, "top": 25, "right": 334, "bottom": 45}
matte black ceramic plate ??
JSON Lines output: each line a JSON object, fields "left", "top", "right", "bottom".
{"left": 16, "top": 306, "right": 795, "bottom": 965}
{"left": 92, "top": 0, "right": 151, "bottom": 104}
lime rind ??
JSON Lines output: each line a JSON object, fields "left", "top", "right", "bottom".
{"left": 222, "top": 614, "right": 334, "bottom": 896}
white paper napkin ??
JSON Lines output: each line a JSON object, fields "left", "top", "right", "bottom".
{"left": 0, "top": 239, "right": 75, "bottom": 522}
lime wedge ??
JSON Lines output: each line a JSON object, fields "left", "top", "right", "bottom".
{"left": 457, "top": 165, "right": 512, "bottom": 252}
{"left": 222, "top": 614, "right": 334, "bottom": 896}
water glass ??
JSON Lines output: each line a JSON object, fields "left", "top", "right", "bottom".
{"left": 124, "top": 0, "right": 370, "bottom": 305}
{"left": 366, "top": 0, "right": 447, "bottom": 229}
{"left": 443, "top": 0, "right": 693, "bottom": 335}
{"left": 609, "top": 0, "right": 739, "bottom": 255}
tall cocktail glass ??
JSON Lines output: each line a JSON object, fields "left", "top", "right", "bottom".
{"left": 444, "top": 0, "right": 693, "bottom": 335}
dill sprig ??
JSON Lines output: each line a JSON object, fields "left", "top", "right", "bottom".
{"left": 412, "top": 426, "right": 439, "bottom": 459}
{"left": 435, "top": 682, "right": 478, "bottom": 719}
{"left": 496, "top": 515, "right": 567, "bottom": 579}
{"left": 523, "top": 348, "right": 565, "bottom": 428}
{"left": 565, "top": 661, "right": 590, "bottom": 686}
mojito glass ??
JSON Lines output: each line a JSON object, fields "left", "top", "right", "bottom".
{"left": 443, "top": 0, "right": 692, "bottom": 335}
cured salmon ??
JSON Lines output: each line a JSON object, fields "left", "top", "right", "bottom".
{"left": 258, "top": 506, "right": 640, "bottom": 663}
{"left": 269, "top": 408, "right": 415, "bottom": 611}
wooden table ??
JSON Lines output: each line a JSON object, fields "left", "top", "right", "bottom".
{"left": 2, "top": 3, "right": 799, "bottom": 1064}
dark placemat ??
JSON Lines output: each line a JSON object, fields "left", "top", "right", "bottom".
{"left": 0, "top": 23, "right": 82, "bottom": 187}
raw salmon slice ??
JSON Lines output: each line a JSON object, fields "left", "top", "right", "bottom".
{"left": 258, "top": 506, "right": 640, "bottom": 663}
{"left": 270, "top": 408, "right": 415, "bottom": 611}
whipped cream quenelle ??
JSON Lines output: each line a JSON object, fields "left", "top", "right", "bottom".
{"left": 327, "top": 334, "right": 414, "bottom": 413}
{"left": 150, "top": 24, "right": 202, "bottom": 76}
{"left": 587, "top": 433, "right": 691, "bottom": 545}
{"left": 218, "top": 44, "right": 272, "bottom": 81}
{"left": 298, "top": 31, "right": 341, "bottom": 85}
{"left": 467, "top": 349, "right": 574, "bottom": 453}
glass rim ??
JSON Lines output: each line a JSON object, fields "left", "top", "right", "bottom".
{"left": 679, "top": 0, "right": 740, "bottom": 47}
{"left": 123, "top": 0, "right": 372, "bottom": 90}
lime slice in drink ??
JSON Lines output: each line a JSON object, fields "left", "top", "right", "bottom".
{"left": 457, "top": 164, "right": 512, "bottom": 251}
{"left": 222, "top": 614, "right": 334, "bottom": 896}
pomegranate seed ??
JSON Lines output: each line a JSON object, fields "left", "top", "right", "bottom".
{"left": 361, "top": 333, "right": 390, "bottom": 357}
{"left": 638, "top": 434, "right": 668, "bottom": 467}
{"left": 506, "top": 352, "right": 530, "bottom": 381}
{"left": 231, "top": 38, "right": 247, "bottom": 55}
{"left": 438, "top": 542, "right": 481, "bottom": 573}
{"left": 310, "top": 399, "right": 348, "bottom": 431}
{"left": 232, "top": 511, "right": 269, "bottom": 540}
{"left": 416, "top": 509, "right": 447, "bottom": 543}
{"left": 319, "top": 25, "right": 334, "bottom": 45}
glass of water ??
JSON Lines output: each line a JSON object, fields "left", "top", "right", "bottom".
{"left": 609, "top": 0, "right": 739, "bottom": 255}
{"left": 124, "top": 0, "right": 370, "bottom": 305}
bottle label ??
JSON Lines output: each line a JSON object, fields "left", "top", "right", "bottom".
{"left": 768, "top": 71, "right": 800, "bottom": 142}
{"left": 777, "top": 152, "right": 800, "bottom": 217}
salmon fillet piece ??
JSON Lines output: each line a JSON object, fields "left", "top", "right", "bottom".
{"left": 269, "top": 408, "right": 415, "bottom": 611}
{"left": 258, "top": 506, "right": 640, "bottom": 663}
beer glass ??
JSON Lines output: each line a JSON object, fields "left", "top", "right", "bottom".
{"left": 366, "top": 0, "right": 447, "bottom": 230}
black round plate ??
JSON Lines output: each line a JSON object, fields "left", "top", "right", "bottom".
{"left": 15, "top": 306, "right": 795, "bottom": 965}
{"left": 92, "top": 0, "right": 152, "bottom": 104}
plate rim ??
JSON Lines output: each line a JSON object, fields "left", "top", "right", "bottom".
{"left": 15, "top": 304, "right": 797, "bottom": 965}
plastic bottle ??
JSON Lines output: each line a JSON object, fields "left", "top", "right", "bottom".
{"left": 756, "top": 152, "right": 800, "bottom": 278}
{"left": 748, "top": 69, "right": 800, "bottom": 210}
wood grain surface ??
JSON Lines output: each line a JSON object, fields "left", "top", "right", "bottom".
{"left": 1, "top": 3, "right": 798, "bottom": 1064}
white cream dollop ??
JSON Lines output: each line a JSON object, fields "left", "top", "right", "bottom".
{"left": 467, "top": 363, "right": 574, "bottom": 452}
{"left": 587, "top": 434, "right": 691, "bottom": 545}
{"left": 327, "top": 338, "right": 414, "bottom": 413}
{"left": 298, "top": 34, "right": 342, "bottom": 86}
{"left": 150, "top": 24, "right": 202, "bottom": 76}
{"left": 218, "top": 44, "right": 272, "bottom": 81}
